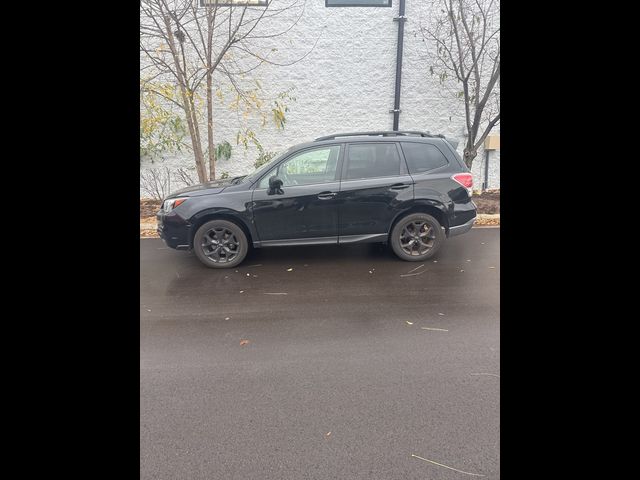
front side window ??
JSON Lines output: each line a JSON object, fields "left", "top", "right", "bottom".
{"left": 401, "top": 142, "right": 449, "bottom": 174}
{"left": 258, "top": 146, "right": 341, "bottom": 188}
{"left": 345, "top": 143, "right": 401, "bottom": 180}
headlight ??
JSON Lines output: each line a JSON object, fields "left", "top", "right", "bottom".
{"left": 163, "top": 198, "right": 187, "bottom": 213}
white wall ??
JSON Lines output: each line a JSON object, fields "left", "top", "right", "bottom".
{"left": 140, "top": 0, "right": 500, "bottom": 196}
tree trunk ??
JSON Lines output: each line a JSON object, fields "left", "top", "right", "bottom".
{"left": 463, "top": 145, "right": 478, "bottom": 169}
{"left": 206, "top": 71, "right": 216, "bottom": 181}
{"left": 181, "top": 89, "right": 208, "bottom": 183}
{"left": 163, "top": 15, "right": 208, "bottom": 184}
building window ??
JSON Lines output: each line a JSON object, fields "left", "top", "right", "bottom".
{"left": 326, "top": 0, "right": 391, "bottom": 6}
{"left": 200, "top": 0, "right": 268, "bottom": 7}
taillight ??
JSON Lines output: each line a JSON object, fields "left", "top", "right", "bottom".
{"left": 452, "top": 173, "right": 473, "bottom": 196}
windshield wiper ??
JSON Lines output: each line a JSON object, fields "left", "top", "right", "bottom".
{"left": 230, "top": 175, "right": 247, "bottom": 185}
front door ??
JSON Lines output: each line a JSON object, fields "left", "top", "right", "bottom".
{"left": 252, "top": 144, "right": 343, "bottom": 243}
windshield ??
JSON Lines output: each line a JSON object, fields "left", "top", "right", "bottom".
{"left": 243, "top": 150, "right": 288, "bottom": 184}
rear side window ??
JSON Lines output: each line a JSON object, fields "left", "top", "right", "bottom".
{"left": 401, "top": 142, "right": 449, "bottom": 174}
{"left": 345, "top": 143, "right": 401, "bottom": 180}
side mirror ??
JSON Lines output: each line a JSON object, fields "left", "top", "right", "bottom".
{"left": 268, "top": 176, "right": 284, "bottom": 195}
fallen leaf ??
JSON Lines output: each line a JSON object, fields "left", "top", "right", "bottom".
{"left": 225, "top": 317, "right": 230, "bottom": 320}
{"left": 466, "top": 259, "right": 471, "bottom": 262}
{"left": 253, "top": 275, "right": 258, "bottom": 278}
{"left": 239, "top": 290, "right": 244, "bottom": 293}
{"left": 433, "top": 260, "right": 438, "bottom": 263}
{"left": 460, "top": 269, "right": 465, "bottom": 272}
{"left": 146, "top": 309, "right": 151, "bottom": 312}
{"left": 286, "top": 268, "right": 293, "bottom": 272}
{"left": 246, "top": 273, "right": 250, "bottom": 277}
{"left": 240, "top": 339, "right": 249, "bottom": 346}
{"left": 326, "top": 431, "right": 331, "bottom": 436}
{"left": 406, "top": 321, "right": 413, "bottom": 325}
{"left": 438, "top": 313, "right": 445, "bottom": 316}
{"left": 369, "top": 270, "right": 373, "bottom": 274}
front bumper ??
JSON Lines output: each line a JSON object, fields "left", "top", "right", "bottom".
{"left": 156, "top": 210, "right": 191, "bottom": 249}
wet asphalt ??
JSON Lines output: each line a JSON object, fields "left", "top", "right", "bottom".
{"left": 140, "top": 228, "right": 500, "bottom": 480}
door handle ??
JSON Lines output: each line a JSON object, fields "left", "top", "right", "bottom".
{"left": 317, "top": 191, "right": 337, "bottom": 200}
{"left": 390, "top": 183, "right": 411, "bottom": 190}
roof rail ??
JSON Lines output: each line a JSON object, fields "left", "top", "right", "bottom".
{"left": 314, "top": 131, "right": 444, "bottom": 141}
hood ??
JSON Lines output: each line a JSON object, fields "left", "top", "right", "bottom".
{"left": 166, "top": 178, "right": 236, "bottom": 198}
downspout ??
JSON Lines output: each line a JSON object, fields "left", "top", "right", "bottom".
{"left": 483, "top": 149, "right": 490, "bottom": 191}
{"left": 391, "top": 0, "right": 406, "bottom": 131}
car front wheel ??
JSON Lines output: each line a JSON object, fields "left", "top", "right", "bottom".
{"left": 193, "top": 219, "right": 248, "bottom": 268}
{"left": 390, "top": 213, "right": 445, "bottom": 261}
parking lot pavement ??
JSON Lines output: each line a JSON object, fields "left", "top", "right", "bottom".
{"left": 141, "top": 228, "right": 500, "bottom": 479}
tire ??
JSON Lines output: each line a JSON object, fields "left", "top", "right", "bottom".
{"left": 390, "top": 213, "right": 445, "bottom": 262}
{"left": 193, "top": 219, "right": 249, "bottom": 269}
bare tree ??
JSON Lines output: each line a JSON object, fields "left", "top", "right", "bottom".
{"left": 421, "top": 0, "right": 500, "bottom": 168}
{"left": 174, "top": 167, "right": 198, "bottom": 187}
{"left": 140, "top": 0, "right": 316, "bottom": 182}
{"left": 140, "top": 167, "right": 173, "bottom": 200}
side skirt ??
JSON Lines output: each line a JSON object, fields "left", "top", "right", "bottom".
{"left": 252, "top": 234, "right": 388, "bottom": 248}
{"left": 253, "top": 236, "right": 338, "bottom": 248}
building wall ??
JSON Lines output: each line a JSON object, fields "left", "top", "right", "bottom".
{"left": 140, "top": 0, "right": 500, "bottom": 196}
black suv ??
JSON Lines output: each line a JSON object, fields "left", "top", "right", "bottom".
{"left": 157, "top": 131, "right": 477, "bottom": 268}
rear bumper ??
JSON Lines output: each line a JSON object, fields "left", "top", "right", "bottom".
{"left": 157, "top": 210, "right": 191, "bottom": 249}
{"left": 448, "top": 216, "right": 476, "bottom": 237}
{"left": 447, "top": 200, "right": 477, "bottom": 237}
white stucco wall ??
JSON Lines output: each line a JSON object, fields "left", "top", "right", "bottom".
{"left": 140, "top": 0, "right": 500, "bottom": 196}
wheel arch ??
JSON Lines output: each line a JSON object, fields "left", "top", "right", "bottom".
{"left": 189, "top": 210, "right": 254, "bottom": 249}
{"left": 388, "top": 201, "right": 450, "bottom": 241}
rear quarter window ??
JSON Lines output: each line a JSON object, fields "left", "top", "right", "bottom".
{"left": 400, "top": 142, "right": 449, "bottom": 174}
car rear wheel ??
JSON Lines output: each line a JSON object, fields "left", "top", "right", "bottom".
{"left": 193, "top": 219, "right": 248, "bottom": 269}
{"left": 390, "top": 213, "right": 445, "bottom": 261}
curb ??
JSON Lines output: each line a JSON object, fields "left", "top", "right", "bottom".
{"left": 140, "top": 214, "right": 500, "bottom": 239}
{"left": 474, "top": 213, "right": 500, "bottom": 227}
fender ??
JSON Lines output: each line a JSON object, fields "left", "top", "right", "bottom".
{"left": 389, "top": 197, "right": 452, "bottom": 234}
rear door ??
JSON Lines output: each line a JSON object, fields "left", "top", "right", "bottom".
{"left": 337, "top": 142, "right": 414, "bottom": 241}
